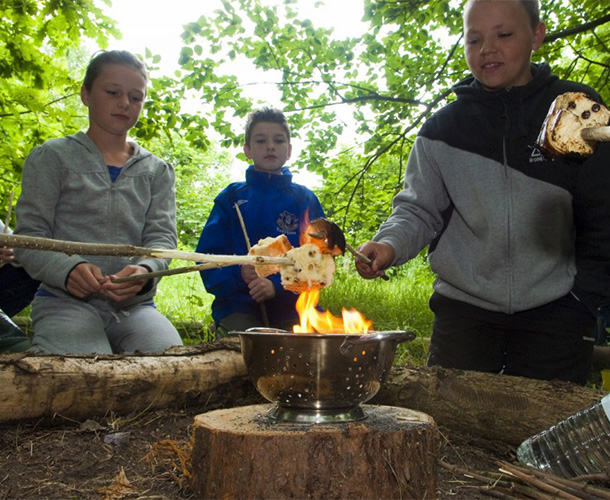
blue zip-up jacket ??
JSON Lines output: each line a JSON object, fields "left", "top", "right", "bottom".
{"left": 374, "top": 63, "right": 602, "bottom": 314}
{"left": 196, "top": 165, "right": 325, "bottom": 325}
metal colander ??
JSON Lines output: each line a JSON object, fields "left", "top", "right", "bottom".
{"left": 234, "top": 328, "right": 416, "bottom": 423}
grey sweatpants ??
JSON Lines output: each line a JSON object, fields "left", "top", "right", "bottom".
{"left": 29, "top": 294, "right": 183, "bottom": 355}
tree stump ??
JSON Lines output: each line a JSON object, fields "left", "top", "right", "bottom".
{"left": 191, "top": 403, "right": 438, "bottom": 499}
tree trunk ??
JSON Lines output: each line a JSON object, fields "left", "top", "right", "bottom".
{"left": 191, "top": 404, "right": 438, "bottom": 500}
{"left": 0, "top": 342, "right": 256, "bottom": 423}
{"left": 372, "top": 365, "right": 605, "bottom": 445}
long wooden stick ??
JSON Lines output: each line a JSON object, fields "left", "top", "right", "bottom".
{"left": 104, "top": 263, "right": 215, "bottom": 284}
{"left": 234, "top": 203, "right": 269, "bottom": 327}
{"left": 0, "top": 233, "right": 293, "bottom": 267}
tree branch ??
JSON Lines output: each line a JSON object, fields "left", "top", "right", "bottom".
{"left": 545, "top": 13, "right": 610, "bottom": 43}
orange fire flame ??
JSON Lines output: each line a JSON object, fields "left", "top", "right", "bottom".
{"left": 293, "top": 290, "right": 373, "bottom": 334}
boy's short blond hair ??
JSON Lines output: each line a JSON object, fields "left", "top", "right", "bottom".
{"left": 465, "top": 0, "right": 540, "bottom": 30}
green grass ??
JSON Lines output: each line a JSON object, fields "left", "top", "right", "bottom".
{"left": 156, "top": 254, "right": 436, "bottom": 364}
{"left": 155, "top": 268, "right": 215, "bottom": 344}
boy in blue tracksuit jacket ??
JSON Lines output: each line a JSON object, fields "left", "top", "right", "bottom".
{"left": 196, "top": 107, "right": 325, "bottom": 336}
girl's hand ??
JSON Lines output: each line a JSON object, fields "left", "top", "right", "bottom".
{"left": 0, "top": 247, "right": 15, "bottom": 265}
{"left": 355, "top": 242, "right": 395, "bottom": 280}
{"left": 248, "top": 277, "right": 275, "bottom": 303}
{"left": 102, "top": 265, "right": 149, "bottom": 302}
{"left": 67, "top": 262, "right": 106, "bottom": 299}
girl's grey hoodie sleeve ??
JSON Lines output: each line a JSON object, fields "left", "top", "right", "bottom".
{"left": 14, "top": 144, "right": 88, "bottom": 289}
{"left": 373, "top": 136, "right": 451, "bottom": 266}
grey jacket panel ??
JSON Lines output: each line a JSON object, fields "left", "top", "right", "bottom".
{"left": 375, "top": 137, "right": 574, "bottom": 313}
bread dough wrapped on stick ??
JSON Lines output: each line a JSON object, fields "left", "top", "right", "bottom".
{"left": 537, "top": 92, "right": 610, "bottom": 158}
{"left": 248, "top": 218, "right": 346, "bottom": 293}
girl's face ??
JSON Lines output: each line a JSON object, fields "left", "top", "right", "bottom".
{"left": 244, "top": 122, "right": 292, "bottom": 175}
{"left": 80, "top": 63, "right": 147, "bottom": 137}
{"left": 464, "top": 0, "right": 545, "bottom": 91}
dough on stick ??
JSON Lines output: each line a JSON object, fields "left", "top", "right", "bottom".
{"left": 280, "top": 243, "right": 336, "bottom": 293}
{"left": 537, "top": 92, "right": 610, "bottom": 157}
{"left": 249, "top": 235, "right": 293, "bottom": 277}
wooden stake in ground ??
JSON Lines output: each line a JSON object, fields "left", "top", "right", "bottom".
{"left": 234, "top": 202, "right": 269, "bottom": 327}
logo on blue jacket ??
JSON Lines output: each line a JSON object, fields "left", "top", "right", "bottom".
{"left": 277, "top": 211, "right": 299, "bottom": 234}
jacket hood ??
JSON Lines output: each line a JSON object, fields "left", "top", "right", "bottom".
{"left": 69, "top": 131, "right": 153, "bottom": 163}
{"left": 452, "top": 62, "right": 559, "bottom": 102}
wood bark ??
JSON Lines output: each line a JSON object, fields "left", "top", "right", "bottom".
{"left": 0, "top": 342, "right": 255, "bottom": 424}
{"left": 191, "top": 404, "right": 438, "bottom": 500}
{"left": 372, "top": 365, "right": 605, "bottom": 446}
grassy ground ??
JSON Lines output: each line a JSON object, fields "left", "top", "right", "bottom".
{"left": 155, "top": 254, "right": 436, "bottom": 364}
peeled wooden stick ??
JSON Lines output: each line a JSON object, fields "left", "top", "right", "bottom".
{"left": 0, "top": 233, "right": 293, "bottom": 267}
{"left": 104, "top": 263, "right": 215, "bottom": 284}
{"left": 581, "top": 126, "right": 610, "bottom": 142}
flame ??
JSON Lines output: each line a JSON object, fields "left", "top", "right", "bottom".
{"left": 293, "top": 290, "right": 373, "bottom": 334}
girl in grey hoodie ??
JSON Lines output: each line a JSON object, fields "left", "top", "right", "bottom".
{"left": 14, "top": 50, "right": 183, "bottom": 355}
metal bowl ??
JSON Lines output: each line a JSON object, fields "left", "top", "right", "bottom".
{"left": 234, "top": 328, "right": 416, "bottom": 423}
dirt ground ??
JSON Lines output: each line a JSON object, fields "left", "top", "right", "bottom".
{"left": 0, "top": 398, "right": 545, "bottom": 500}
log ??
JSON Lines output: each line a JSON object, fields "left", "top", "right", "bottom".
{"left": 191, "top": 403, "right": 438, "bottom": 500}
{"left": 372, "top": 365, "right": 605, "bottom": 446}
{"left": 0, "top": 343, "right": 254, "bottom": 424}
{"left": 0, "top": 338, "right": 604, "bottom": 449}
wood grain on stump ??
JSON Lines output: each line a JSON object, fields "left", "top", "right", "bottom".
{"left": 192, "top": 403, "right": 438, "bottom": 500}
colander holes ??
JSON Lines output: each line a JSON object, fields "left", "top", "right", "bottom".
{"left": 352, "top": 357, "right": 358, "bottom": 362}
{"left": 279, "top": 346, "right": 284, "bottom": 352}
{"left": 289, "top": 348, "right": 294, "bottom": 353}
{"left": 298, "top": 353, "right": 303, "bottom": 359}
{"left": 361, "top": 350, "right": 366, "bottom": 356}
{"left": 347, "top": 386, "right": 351, "bottom": 390}
{"left": 270, "top": 349, "right": 275, "bottom": 355}
{"left": 282, "top": 367, "right": 287, "bottom": 372}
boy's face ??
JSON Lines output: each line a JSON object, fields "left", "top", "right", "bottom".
{"left": 463, "top": 0, "right": 545, "bottom": 91}
{"left": 244, "top": 122, "right": 292, "bottom": 175}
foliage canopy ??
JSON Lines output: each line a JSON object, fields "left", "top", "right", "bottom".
{"left": 2, "top": 0, "right": 610, "bottom": 243}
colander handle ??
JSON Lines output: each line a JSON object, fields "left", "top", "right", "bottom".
{"left": 340, "top": 330, "right": 416, "bottom": 354}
